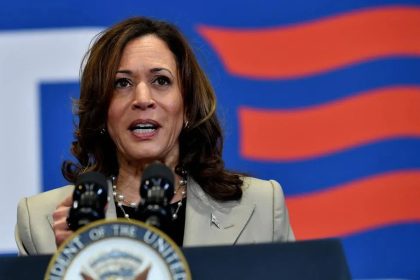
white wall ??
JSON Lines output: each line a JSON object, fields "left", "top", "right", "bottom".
{"left": 0, "top": 28, "right": 102, "bottom": 253}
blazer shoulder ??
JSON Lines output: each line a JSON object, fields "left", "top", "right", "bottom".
{"left": 24, "top": 185, "right": 74, "bottom": 206}
{"left": 241, "top": 176, "right": 284, "bottom": 200}
{"left": 16, "top": 185, "right": 74, "bottom": 255}
{"left": 240, "top": 176, "right": 295, "bottom": 242}
{"left": 18, "top": 184, "right": 75, "bottom": 231}
{"left": 17, "top": 185, "right": 74, "bottom": 226}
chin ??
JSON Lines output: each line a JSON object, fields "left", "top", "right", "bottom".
{"left": 124, "top": 143, "right": 177, "bottom": 163}
{"left": 130, "top": 149, "right": 164, "bottom": 161}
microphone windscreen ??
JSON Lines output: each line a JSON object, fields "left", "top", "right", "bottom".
{"left": 68, "top": 171, "right": 108, "bottom": 231}
{"left": 76, "top": 171, "right": 108, "bottom": 188}
{"left": 141, "top": 162, "right": 174, "bottom": 186}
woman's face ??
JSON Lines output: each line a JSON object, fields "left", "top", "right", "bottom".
{"left": 107, "top": 34, "right": 184, "bottom": 167}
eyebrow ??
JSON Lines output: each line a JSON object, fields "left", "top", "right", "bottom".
{"left": 116, "top": 69, "right": 132, "bottom": 74}
{"left": 116, "top": 68, "right": 174, "bottom": 78}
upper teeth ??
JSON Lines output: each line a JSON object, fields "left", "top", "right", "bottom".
{"left": 135, "top": 123, "right": 155, "bottom": 129}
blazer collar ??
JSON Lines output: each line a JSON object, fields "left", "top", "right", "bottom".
{"left": 183, "top": 178, "right": 255, "bottom": 246}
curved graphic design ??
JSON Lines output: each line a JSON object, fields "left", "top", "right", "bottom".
{"left": 239, "top": 86, "right": 420, "bottom": 160}
{"left": 239, "top": 139, "right": 420, "bottom": 195}
{"left": 287, "top": 170, "right": 420, "bottom": 239}
{"left": 198, "top": 6, "right": 420, "bottom": 78}
{"left": 227, "top": 58, "right": 420, "bottom": 109}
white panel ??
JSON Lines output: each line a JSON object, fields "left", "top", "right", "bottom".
{"left": 0, "top": 28, "right": 103, "bottom": 253}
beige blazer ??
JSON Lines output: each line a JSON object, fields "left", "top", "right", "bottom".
{"left": 15, "top": 177, "right": 294, "bottom": 255}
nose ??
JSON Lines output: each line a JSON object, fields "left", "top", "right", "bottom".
{"left": 132, "top": 82, "right": 155, "bottom": 110}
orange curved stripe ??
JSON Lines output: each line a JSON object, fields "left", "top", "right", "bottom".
{"left": 286, "top": 170, "right": 420, "bottom": 240}
{"left": 198, "top": 6, "right": 420, "bottom": 78}
{"left": 239, "top": 87, "right": 420, "bottom": 160}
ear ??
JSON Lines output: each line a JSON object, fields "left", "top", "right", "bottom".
{"left": 183, "top": 112, "right": 189, "bottom": 129}
{"left": 183, "top": 120, "right": 189, "bottom": 129}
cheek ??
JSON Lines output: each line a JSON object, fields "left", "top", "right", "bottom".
{"left": 165, "top": 102, "right": 184, "bottom": 139}
{"left": 172, "top": 102, "right": 184, "bottom": 127}
{"left": 106, "top": 101, "right": 124, "bottom": 138}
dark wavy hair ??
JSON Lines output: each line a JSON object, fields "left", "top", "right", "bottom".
{"left": 62, "top": 17, "right": 243, "bottom": 201}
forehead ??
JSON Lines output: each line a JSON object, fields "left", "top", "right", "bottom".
{"left": 118, "top": 34, "right": 177, "bottom": 72}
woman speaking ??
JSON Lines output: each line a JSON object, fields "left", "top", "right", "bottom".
{"left": 15, "top": 17, "right": 294, "bottom": 255}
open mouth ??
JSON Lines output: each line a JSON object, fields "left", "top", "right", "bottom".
{"left": 129, "top": 120, "right": 160, "bottom": 135}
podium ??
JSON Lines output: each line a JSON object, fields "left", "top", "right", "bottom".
{"left": 0, "top": 239, "right": 351, "bottom": 279}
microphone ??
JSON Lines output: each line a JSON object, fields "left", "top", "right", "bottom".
{"left": 135, "top": 162, "right": 175, "bottom": 232}
{"left": 67, "top": 172, "right": 108, "bottom": 231}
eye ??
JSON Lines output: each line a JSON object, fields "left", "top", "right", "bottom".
{"left": 114, "top": 78, "right": 132, "bottom": 89}
{"left": 152, "top": 76, "right": 171, "bottom": 86}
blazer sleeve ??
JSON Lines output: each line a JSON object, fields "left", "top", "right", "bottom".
{"left": 15, "top": 197, "right": 34, "bottom": 256}
{"left": 270, "top": 180, "right": 295, "bottom": 242}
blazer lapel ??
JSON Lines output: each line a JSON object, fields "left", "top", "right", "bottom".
{"left": 183, "top": 179, "right": 255, "bottom": 247}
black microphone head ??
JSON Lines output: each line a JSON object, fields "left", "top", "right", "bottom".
{"left": 75, "top": 171, "right": 108, "bottom": 189}
{"left": 141, "top": 162, "right": 175, "bottom": 185}
{"left": 68, "top": 171, "right": 108, "bottom": 231}
{"left": 73, "top": 172, "right": 108, "bottom": 207}
{"left": 137, "top": 162, "right": 175, "bottom": 231}
{"left": 139, "top": 162, "right": 175, "bottom": 205}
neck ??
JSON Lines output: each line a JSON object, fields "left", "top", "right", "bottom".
{"left": 114, "top": 168, "right": 142, "bottom": 205}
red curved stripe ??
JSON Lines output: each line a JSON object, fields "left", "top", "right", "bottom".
{"left": 286, "top": 170, "right": 420, "bottom": 240}
{"left": 239, "top": 87, "right": 420, "bottom": 160}
{"left": 197, "top": 6, "right": 420, "bottom": 78}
